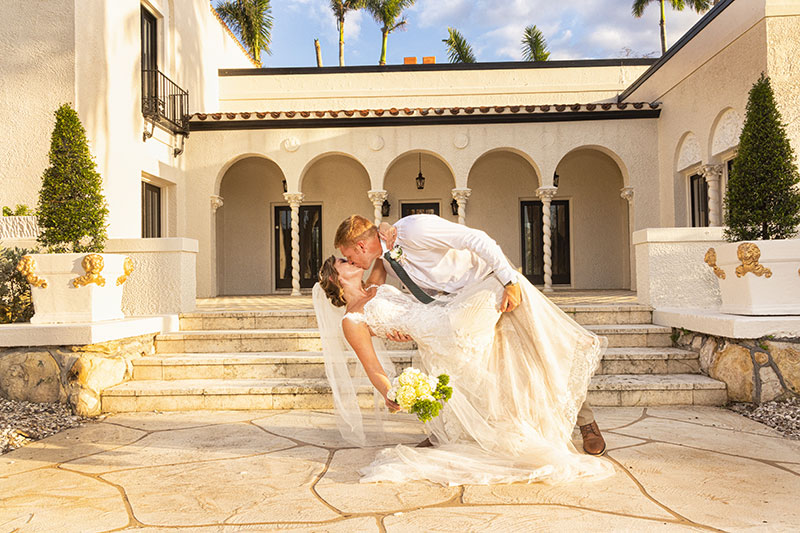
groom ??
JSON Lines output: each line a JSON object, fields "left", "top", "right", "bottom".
{"left": 334, "top": 213, "right": 606, "bottom": 456}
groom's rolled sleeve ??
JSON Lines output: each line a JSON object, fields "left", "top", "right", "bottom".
{"left": 454, "top": 227, "right": 518, "bottom": 286}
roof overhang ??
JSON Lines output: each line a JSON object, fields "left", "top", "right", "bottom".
{"left": 189, "top": 103, "right": 661, "bottom": 132}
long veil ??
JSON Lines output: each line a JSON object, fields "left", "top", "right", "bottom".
{"left": 312, "top": 282, "right": 399, "bottom": 446}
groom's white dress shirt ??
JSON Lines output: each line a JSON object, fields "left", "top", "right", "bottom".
{"left": 381, "top": 214, "right": 518, "bottom": 294}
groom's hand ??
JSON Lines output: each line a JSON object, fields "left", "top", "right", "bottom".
{"left": 378, "top": 223, "right": 397, "bottom": 248}
{"left": 500, "top": 282, "right": 522, "bottom": 312}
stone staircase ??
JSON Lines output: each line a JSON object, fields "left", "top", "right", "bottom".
{"left": 101, "top": 303, "right": 727, "bottom": 412}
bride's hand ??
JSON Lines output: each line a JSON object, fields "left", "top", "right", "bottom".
{"left": 378, "top": 222, "right": 397, "bottom": 248}
{"left": 385, "top": 396, "right": 401, "bottom": 413}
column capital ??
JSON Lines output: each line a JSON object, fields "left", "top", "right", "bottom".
{"left": 283, "top": 192, "right": 304, "bottom": 207}
{"left": 701, "top": 163, "right": 724, "bottom": 182}
{"left": 367, "top": 189, "right": 388, "bottom": 203}
{"left": 620, "top": 186, "right": 634, "bottom": 203}
{"left": 536, "top": 186, "right": 558, "bottom": 200}
{"left": 451, "top": 187, "right": 472, "bottom": 201}
{"left": 210, "top": 195, "right": 224, "bottom": 213}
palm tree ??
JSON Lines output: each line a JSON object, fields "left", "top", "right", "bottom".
{"left": 215, "top": 0, "right": 274, "bottom": 64}
{"left": 330, "top": 1, "right": 364, "bottom": 66}
{"left": 521, "top": 25, "right": 550, "bottom": 61}
{"left": 632, "top": 0, "right": 711, "bottom": 55}
{"left": 364, "top": 0, "right": 416, "bottom": 66}
{"left": 443, "top": 27, "right": 476, "bottom": 63}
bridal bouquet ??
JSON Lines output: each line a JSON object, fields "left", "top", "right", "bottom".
{"left": 387, "top": 368, "right": 453, "bottom": 422}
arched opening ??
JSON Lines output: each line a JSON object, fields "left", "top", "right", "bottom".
{"left": 300, "top": 153, "right": 373, "bottom": 267}
{"left": 554, "top": 148, "right": 629, "bottom": 289}
{"left": 466, "top": 149, "right": 540, "bottom": 275}
{"left": 382, "top": 151, "right": 456, "bottom": 224}
{"left": 216, "top": 156, "right": 285, "bottom": 295}
{"left": 674, "top": 132, "right": 704, "bottom": 227}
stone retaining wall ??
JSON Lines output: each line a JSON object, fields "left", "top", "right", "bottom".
{"left": 675, "top": 329, "right": 800, "bottom": 403}
{"left": 0, "top": 333, "right": 155, "bottom": 416}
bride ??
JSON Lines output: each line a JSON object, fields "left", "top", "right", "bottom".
{"left": 314, "top": 253, "right": 614, "bottom": 486}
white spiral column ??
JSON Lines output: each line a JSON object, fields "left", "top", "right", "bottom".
{"left": 367, "top": 189, "right": 388, "bottom": 226}
{"left": 283, "top": 192, "right": 304, "bottom": 296}
{"left": 536, "top": 186, "right": 558, "bottom": 293}
{"left": 701, "top": 164, "right": 724, "bottom": 226}
{"left": 451, "top": 188, "right": 472, "bottom": 225}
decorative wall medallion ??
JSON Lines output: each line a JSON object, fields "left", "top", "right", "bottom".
{"left": 282, "top": 137, "right": 300, "bottom": 152}
{"left": 735, "top": 243, "right": 772, "bottom": 278}
{"left": 368, "top": 135, "right": 385, "bottom": 151}
{"left": 72, "top": 254, "right": 106, "bottom": 287}
{"left": 453, "top": 133, "right": 469, "bottom": 149}
{"left": 16, "top": 255, "right": 47, "bottom": 288}
{"left": 541, "top": 133, "right": 555, "bottom": 147}
{"left": 116, "top": 257, "right": 135, "bottom": 286}
{"left": 704, "top": 248, "right": 726, "bottom": 279}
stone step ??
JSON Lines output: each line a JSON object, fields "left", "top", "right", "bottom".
{"left": 132, "top": 351, "right": 415, "bottom": 380}
{"left": 101, "top": 373, "right": 725, "bottom": 413}
{"left": 178, "top": 304, "right": 654, "bottom": 331}
{"left": 596, "top": 347, "right": 699, "bottom": 375}
{"left": 156, "top": 323, "right": 671, "bottom": 353}
{"left": 134, "top": 347, "right": 698, "bottom": 381}
{"left": 584, "top": 324, "right": 673, "bottom": 348}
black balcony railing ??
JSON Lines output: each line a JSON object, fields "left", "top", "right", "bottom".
{"left": 142, "top": 69, "right": 189, "bottom": 135}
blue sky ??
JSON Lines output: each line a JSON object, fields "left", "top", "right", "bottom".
{"left": 260, "top": 0, "right": 711, "bottom": 67}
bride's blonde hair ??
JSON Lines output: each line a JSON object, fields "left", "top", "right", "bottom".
{"left": 318, "top": 256, "right": 347, "bottom": 307}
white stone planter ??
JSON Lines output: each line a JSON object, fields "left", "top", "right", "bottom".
{"left": 18, "top": 253, "right": 133, "bottom": 324}
{"left": 0, "top": 215, "right": 40, "bottom": 240}
{"left": 706, "top": 240, "right": 800, "bottom": 315}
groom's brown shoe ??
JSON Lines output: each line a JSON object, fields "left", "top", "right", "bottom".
{"left": 416, "top": 438, "right": 434, "bottom": 448}
{"left": 579, "top": 421, "right": 606, "bottom": 456}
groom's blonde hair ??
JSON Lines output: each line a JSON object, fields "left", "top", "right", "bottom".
{"left": 335, "top": 215, "right": 377, "bottom": 248}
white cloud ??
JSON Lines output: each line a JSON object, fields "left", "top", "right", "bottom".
{"left": 411, "top": 0, "right": 472, "bottom": 29}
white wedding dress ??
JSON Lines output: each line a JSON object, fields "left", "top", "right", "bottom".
{"left": 328, "top": 276, "right": 614, "bottom": 486}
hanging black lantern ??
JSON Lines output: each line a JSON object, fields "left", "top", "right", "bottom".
{"left": 381, "top": 199, "right": 391, "bottom": 217}
{"left": 282, "top": 179, "right": 288, "bottom": 193}
{"left": 553, "top": 172, "right": 559, "bottom": 188}
{"left": 416, "top": 153, "right": 425, "bottom": 190}
{"left": 450, "top": 198, "right": 459, "bottom": 216}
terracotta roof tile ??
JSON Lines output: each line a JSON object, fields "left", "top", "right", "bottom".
{"left": 190, "top": 102, "right": 662, "bottom": 123}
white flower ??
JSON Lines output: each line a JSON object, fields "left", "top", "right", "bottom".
{"left": 387, "top": 388, "right": 396, "bottom": 401}
{"left": 388, "top": 245, "right": 404, "bottom": 263}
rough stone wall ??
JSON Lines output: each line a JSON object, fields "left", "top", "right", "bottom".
{"left": 0, "top": 333, "right": 155, "bottom": 416}
{"left": 675, "top": 330, "right": 800, "bottom": 404}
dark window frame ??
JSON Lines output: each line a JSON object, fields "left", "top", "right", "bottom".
{"left": 141, "top": 181, "right": 162, "bottom": 238}
{"left": 690, "top": 173, "right": 709, "bottom": 227}
{"left": 401, "top": 202, "right": 440, "bottom": 218}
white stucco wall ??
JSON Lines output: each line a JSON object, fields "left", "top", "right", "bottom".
{"left": 0, "top": 0, "right": 75, "bottom": 211}
{"left": 2, "top": 0, "right": 255, "bottom": 241}
{"left": 218, "top": 62, "right": 654, "bottom": 112}
{"left": 634, "top": 227, "right": 724, "bottom": 309}
{"left": 104, "top": 238, "right": 197, "bottom": 316}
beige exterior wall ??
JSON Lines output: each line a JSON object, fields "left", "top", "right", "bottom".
{"left": 218, "top": 63, "right": 653, "bottom": 112}
{"left": 624, "top": 0, "right": 799, "bottom": 228}
{"left": 1, "top": 0, "right": 254, "bottom": 239}
{"left": 185, "top": 115, "right": 657, "bottom": 296}
{"left": 0, "top": 0, "right": 75, "bottom": 210}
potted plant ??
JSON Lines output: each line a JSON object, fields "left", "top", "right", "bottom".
{"left": 19, "top": 104, "right": 133, "bottom": 323}
{"left": 706, "top": 74, "right": 800, "bottom": 315}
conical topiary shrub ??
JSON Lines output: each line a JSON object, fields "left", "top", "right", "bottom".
{"left": 36, "top": 103, "right": 109, "bottom": 253}
{"left": 724, "top": 74, "right": 800, "bottom": 242}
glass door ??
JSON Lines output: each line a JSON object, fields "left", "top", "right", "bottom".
{"left": 274, "top": 205, "right": 322, "bottom": 289}
{"left": 520, "top": 200, "right": 570, "bottom": 285}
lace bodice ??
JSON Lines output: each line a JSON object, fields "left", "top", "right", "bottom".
{"left": 344, "top": 284, "right": 498, "bottom": 366}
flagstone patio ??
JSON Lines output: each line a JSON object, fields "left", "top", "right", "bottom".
{"left": 1, "top": 406, "right": 798, "bottom": 532}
